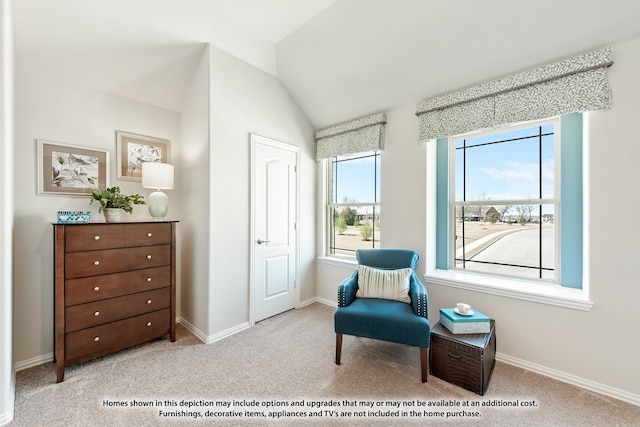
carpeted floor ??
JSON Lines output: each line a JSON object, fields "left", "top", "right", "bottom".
{"left": 10, "top": 303, "right": 640, "bottom": 426}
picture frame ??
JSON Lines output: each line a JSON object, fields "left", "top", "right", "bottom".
{"left": 116, "top": 130, "right": 170, "bottom": 181}
{"left": 37, "top": 139, "right": 108, "bottom": 197}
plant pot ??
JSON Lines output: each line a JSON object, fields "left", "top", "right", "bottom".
{"left": 103, "top": 208, "right": 127, "bottom": 223}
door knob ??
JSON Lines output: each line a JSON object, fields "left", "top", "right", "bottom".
{"left": 257, "top": 239, "right": 270, "bottom": 245}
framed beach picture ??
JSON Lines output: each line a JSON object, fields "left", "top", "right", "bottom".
{"left": 37, "top": 140, "right": 108, "bottom": 196}
{"left": 116, "top": 130, "right": 170, "bottom": 181}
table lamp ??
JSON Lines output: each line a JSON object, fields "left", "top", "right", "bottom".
{"left": 141, "top": 162, "right": 174, "bottom": 220}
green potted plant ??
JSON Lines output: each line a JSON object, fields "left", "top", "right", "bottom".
{"left": 90, "top": 186, "right": 145, "bottom": 222}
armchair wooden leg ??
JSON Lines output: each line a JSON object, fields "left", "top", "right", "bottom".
{"left": 420, "top": 347, "right": 428, "bottom": 383}
{"left": 336, "top": 334, "right": 343, "bottom": 365}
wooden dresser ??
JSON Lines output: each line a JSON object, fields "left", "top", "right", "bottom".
{"left": 53, "top": 221, "right": 177, "bottom": 382}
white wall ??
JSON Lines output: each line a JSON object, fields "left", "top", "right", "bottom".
{"left": 178, "top": 46, "right": 211, "bottom": 337}
{"left": 10, "top": 40, "right": 317, "bottom": 375}
{"left": 317, "top": 36, "right": 640, "bottom": 402}
{"left": 0, "top": 0, "right": 15, "bottom": 423}
{"left": 12, "top": 63, "right": 182, "bottom": 365}
{"left": 381, "top": 106, "right": 427, "bottom": 261}
{"left": 207, "top": 47, "right": 316, "bottom": 335}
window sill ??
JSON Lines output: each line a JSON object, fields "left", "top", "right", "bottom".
{"left": 424, "top": 269, "right": 593, "bottom": 311}
{"left": 318, "top": 256, "right": 357, "bottom": 269}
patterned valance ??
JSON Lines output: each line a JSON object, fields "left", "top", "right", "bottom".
{"left": 316, "top": 112, "right": 386, "bottom": 160}
{"left": 416, "top": 47, "right": 613, "bottom": 142}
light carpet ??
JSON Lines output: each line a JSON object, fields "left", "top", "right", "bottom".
{"left": 10, "top": 303, "right": 640, "bottom": 426}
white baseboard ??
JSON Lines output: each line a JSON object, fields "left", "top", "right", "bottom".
{"left": 0, "top": 368, "right": 16, "bottom": 426}
{"left": 297, "top": 297, "right": 317, "bottom": 308}
{"left": 299, "top": 296, "right": 336, "bottom": 308}
{"left": 176, "top": 316, "right": 208, "bottom": 343}
{"left": 178, "top": 316, "right": 251, "bottom": 345}
{"left": 496, "top": 352, "right": 640, "bottom": 407}
{"left": 13, "top": 352, "right": 53, "bottom": 372}
{"left": 204, "top": 322, "right": 251, "bottom": 344}
{"left": 0, "top": 411, "right": 12, "bottom": 427}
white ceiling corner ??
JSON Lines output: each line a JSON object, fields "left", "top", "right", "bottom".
{"left": 208, "top": 0, "right": 338, "bottom": 44}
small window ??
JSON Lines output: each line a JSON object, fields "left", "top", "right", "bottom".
{"left": 327, "top": 151, "right": 381, "bottom": 257}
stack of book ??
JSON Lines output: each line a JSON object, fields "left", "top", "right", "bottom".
{"left": 439, "top": 308, "right": 490, "bottom": 334}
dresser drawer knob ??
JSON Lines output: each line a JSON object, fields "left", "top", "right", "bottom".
{"left": 147, "top": 232, "right": 153, "bottom": 237}
{"left": 146, "top": 322, "right": 152, "bottom": 327}
{"left": 146, "top": 255, "right": 152, "bottom": 260}
{"left": 94, "top": 235, "right": 100, "bottom": 240}
{"left": 93, "top": 260, "right": 100, "bottom": 266}
{"left": 94, "top": 336, "right": 100, "bottom": 342}
{"left": 94, "top": 311, "right": 100, "bottom": 317}
{"left": 146, "top": 277, "right": 152, "bottom": 282}
{"left": 93, "top": 286, "right": 100, "bottom": 291}
{"left": 147, "top": 299, "right": 152, "bottom": 304}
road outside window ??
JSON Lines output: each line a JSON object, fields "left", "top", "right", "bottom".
{"left": 452, "top": 120, "right": 557, "bottom": 282}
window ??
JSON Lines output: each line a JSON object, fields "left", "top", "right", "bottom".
{"left": 435, "top": 113, "right": 583, "bottom": 289}
{"left": 453, "top": 119, "right": 557, "bottom": 281}
{"left": 328, "top": 151, "right": 381, "bottom": 257}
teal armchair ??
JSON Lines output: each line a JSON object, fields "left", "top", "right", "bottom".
{"left": 334, "top": 248, "right": 431, "bottom": 382}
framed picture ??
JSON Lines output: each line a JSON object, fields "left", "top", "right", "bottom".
{"left": 37, "top": 140, "right": 108, "bottom": 197}
{"left": 116, "top": 130, "right": 170, "bottom": 181}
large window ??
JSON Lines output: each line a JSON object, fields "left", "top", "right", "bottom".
{"left": 436, "top": 113, "right": 583, "bottom": 289}
{"left": 453, "top": 119, "right": 557, "bottom": 281}
{"left": 328, "top": 151, "right": 381, "bottom": 257}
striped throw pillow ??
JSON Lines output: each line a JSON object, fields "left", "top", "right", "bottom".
{"left": 356, "top": 265, "right": 412, "bottom": 303}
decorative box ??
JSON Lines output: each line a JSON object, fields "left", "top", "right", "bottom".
{"left": 439, "top": 308, "right": 490, "bottom": 334}
{"left": 430, "top": 320, "right": 496, "bottom": 395}
{"left": 57, "top": 211, "right": 91, "bottom": 223}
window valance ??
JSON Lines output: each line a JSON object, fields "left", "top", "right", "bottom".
{"left": 415, "top": 47, "right": 613, "bottom": 142}
{"left": 316, "top": 112, "right": 386, "bottom": 160}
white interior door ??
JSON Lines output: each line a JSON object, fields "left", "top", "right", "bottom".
{"left": 251, "top": 134, "right": 298, "bottom": 323}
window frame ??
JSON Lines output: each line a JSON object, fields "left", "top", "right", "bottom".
{"left": 426, "top": 113, "right": 593, "bottom": 311}
{"left": 326, "top": 150, "right": 381, "bottom": 259}
{"left": 449, "top": 118, "right": 560, "bottom": 283}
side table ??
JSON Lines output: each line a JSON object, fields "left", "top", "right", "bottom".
{"left": 429, "top": 319, "right": 496, "bottom": 395}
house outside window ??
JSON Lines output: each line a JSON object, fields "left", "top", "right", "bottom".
{"left": 436, "top": 113, "right": 583, "bottom": 289}
{"left": 328, "top": 151, "right": 381, "bottom": 257}
{"left": 453, "top": 119, "right": 557, "bottom": 281}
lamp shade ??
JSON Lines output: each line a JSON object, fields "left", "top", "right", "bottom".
{"left": 142, "top": 162, "right": 174, "bottom": 190}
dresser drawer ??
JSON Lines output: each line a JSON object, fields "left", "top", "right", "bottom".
{"left": 65, "top": 308, "right": 170, "bottom": 365}
{"left": 124, "top": 223, "right": 172, "bottom": 247}
{"left": 65, "top": 224, "right": 125, "bottom": 252}
{"left": 65, "top": 266, "right": 171, "bottom": 306}
{"left": 66, "top": 287, "right": 170, "bottom": 332}
{"left": 65, "top": 245, "right": 171, "bottom": 279}
{"left": 54, "top": 221, "right": 177, "bottom": 383}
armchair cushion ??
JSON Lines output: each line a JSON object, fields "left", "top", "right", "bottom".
{"left": 334, "top": 298, "right": 430, "bottom": 348}
{"left": 356, "top": 265, "right": 412, "bottom": 303}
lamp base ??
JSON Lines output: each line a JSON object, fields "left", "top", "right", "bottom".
{"left": 148, "top": 191, "right": 169, "bottom": 220}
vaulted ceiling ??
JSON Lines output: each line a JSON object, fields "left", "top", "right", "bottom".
{"left": 12, "top": 0, "right": 640, "bottom": 128}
